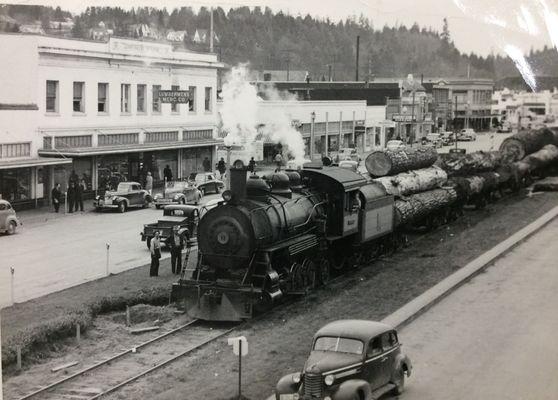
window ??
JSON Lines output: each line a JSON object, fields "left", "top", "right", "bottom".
{"left": 73, "top": 82, "right": 84, "bottom": 113}
{"left": 313, "top": 336, "right": 364, "bottom": 355}
{"left": 204, "top": 87, "right": 212, "bottom": 112}
{"left": 171, "top": 85, "right": 179, "bottom": 113}
{"left": 54, "top": 135, "right": 92, "bottom": 148}
{"left": 367, "top": 337, "right": 383, "bottom": 358}
{"left": 98, "top": 83, "right": 108, "bottom": 113}
{"left": 137, "top": 84, "right": 146, "bottom": 113}
{"left": 121, "top": 84, "right": 130, "bottom": 113}
{"left": 1, "top": 142, "right": 31, "bottom": 158}
{"left": 46, "top": 80, "right": 58, "bottom": 113}
{"left": 189, "top": 86, "right": 196, "bottom": 112}
{"left": 152, "top": 85, "right": 161, "bottom": 113}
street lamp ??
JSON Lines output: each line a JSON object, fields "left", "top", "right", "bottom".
{"left": 310, "top": 111, "right": 316, "bottom": 161}
{"left": 225, "top": 145, "right": 232, "bottom": 190}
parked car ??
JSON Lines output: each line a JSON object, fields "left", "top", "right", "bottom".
{"left": 94, "top": 182, "right": 151, "bottom": 213}
{"left": 458, "top": 128, "right": 477, "bottom": 141}
{"left": 0, "top": 200, "right": 20, "bottom": 235}
{"left": 424, "top": 133, "right": 443, "bottom": 148}
{"left": 153, "top": 181, "right": 202, "bottom": 209}
{"left": 439, "top": 131, "right": 455, "bottom": 145}
{"left": 336, "top": 148, "right": 360, "bottom": 163}
{"left": 141, "top": 205, "right": 199, "bottom": 248}
{"left": 273, "top": 320, "right": 412, "bottom": 400}
{"left": 386, "top": 140, "right": 406, "bottom": 151}
{"left": 188, "top": 172, "right": 224, "bottom": 196}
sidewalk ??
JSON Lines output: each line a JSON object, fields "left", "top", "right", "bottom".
{"left": 17, "top": 199, "right": 97, "bottom": 227}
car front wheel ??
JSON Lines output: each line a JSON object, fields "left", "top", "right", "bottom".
{"left": 392, "top": 367, "right": 405, "bottom": 395}
{"left": 7, "top": 221, "right": 16, "bottom": 235}
{"left": 118, "top": 201, "right": 126, "bottom": 213}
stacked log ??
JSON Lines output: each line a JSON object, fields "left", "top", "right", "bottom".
{"left": 449, "top": 172, "right": 502, "bottom": 199}
{"left": 373, "top": 166, "right": 447, "bottom": 197}
{"left": 499, "top": 128, "right": 558, "bottom": 162}
{"left": 394, "top": 188, "right": 458, "bottom": 227}
{"left": 437, "top": 151, "right": 502, "bottom": 176}
{"left": 365, "top": 147, "right": 438, "bottom": 177}
{"left": 513, "top": 144, "right": 558, "bottom": 175}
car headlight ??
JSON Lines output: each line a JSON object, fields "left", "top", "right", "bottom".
{"left": 292, "top": 372, "right": 301, "bottom": 384}
{"left": 324, "top": 375, "right": 334, "bottom": 386}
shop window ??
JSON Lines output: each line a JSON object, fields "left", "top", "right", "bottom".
{"left": 98, "top": 83, "right": 108, "bottom": 113}
{"left": 152, "top": 85, "right": 161, "bottom": 113}
{"left": 1, "top": 143, "right": 31, "bottom": 158}
{"left": 204, "top": 87, "right": 212, "bottom": 112}
{"left": 54, "top": 159, "right": 93, "bottom": 193}
{"left": 121, "top": 84, "right": 130, "bottom": 113}
{"left": 46, "top": 80, "right": 58, "bottom": 113}
{"left": 73, "top": 82, "right": 85, "bottom": 113}
{"left": 189, "top": 86, "right": 196, "bottom": 112}
{"left": 171, "top": 85, "right": 179, "bottom": 113}
{"left": 137, "top": 84, "right": 146, "bottom": 113}
{"left": 0, "top": 168, "right": 31, "bottom": 202}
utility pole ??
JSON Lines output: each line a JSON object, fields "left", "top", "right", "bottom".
{"left": 355, "top": 35, "right": 360, "bottom": 81}
{"left": 209, "top": 7, "right": 214, "bottom": 53}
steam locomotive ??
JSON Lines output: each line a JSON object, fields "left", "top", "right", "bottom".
{"left": 172, "top": 165, "right": 403, "bottom": 321}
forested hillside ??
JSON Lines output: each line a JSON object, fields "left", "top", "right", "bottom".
{"left": 2, "top": 4, "right": 556, "bottom": 82}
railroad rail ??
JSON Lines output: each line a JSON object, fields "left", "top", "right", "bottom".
{"left": 18, "top": 319, "right": 237, "bottom": 400}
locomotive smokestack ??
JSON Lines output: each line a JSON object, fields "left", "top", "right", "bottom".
{"left": 229, "top": 167, "right": 248, "bottom": 202}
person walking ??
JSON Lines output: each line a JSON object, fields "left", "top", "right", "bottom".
{"left": 76, "top": 179, "right": 85, "bottom": 212}
{"left": 149, "top": 231, "right": 162, "bottom": 277}
{"left": 248, "top": 157, "right": 256, "bottom": 174}
{"left": 51, "top": 183, "right": 61, "bottom": 213}
{"left": 202, "top": 156, "right": 211, "bottom": 172}
{"left": 67, "top": 182, "right": 76, "bottom": 213}
{"left": 217, "top": 157, "right": 226, "bottom": 179}
{"left": 164, "top": 165, "right": 173, "bottom": 183}
{"left": 168, "top": 225, "right": 185, "bottom": 275}
{"left": 274, "top": 152, "right": 283, "bottom": 172}
{"left": 145, "top": 172, "right": 153, "bottom": 195}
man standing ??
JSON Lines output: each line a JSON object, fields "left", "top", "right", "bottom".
{"left": 217, "top": 158, "right": 226, "bottom": 179}
{"left": 51, "top": 183, "right": 61, "bottom": 213}
{"left": 202, "top": 156, "right": 211, "bottom": 172}
{"left": 248, "top": 157, "right": 256, "bottom": 174}
{"left": 76, "top": 180, "right": 84, "bottom": 212}
{"left": 149, "top": 231, "right": 162, "bottom": 277}
{"left": 164, "top": 165, "right": 173, "bottom": 183}
{"left": 145, "top": 172, "right": 153, "bottom": 195}
{"left": 168, "top": 225, "right": 185, "bottom": 275}
{"left": 67, "top": 182, "right": 76, "bottom": 213}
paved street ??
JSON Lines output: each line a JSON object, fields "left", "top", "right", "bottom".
{"left": 390, "top": 218, "right": 558, "bottom": 400}
{"left": 0, "top": 194, "right": 221, "bottom": 307}
{"left": 438, "top": 131, "right": 512, "bottom": 153}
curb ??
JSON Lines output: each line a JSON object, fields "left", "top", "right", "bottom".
{"left": 382, "top": 204, "right": 558, "bottom": 329}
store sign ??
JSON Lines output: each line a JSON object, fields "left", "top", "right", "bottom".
{"left": 158, "top": 90, "right": 190, "bottom": 103}
{"left": 355, "top": 120, "right": 365, "bottom": 125}
{"left": 392, "top": 114, "right": 415, "bottom": 122}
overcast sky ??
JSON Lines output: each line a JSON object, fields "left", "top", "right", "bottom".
{"left": 4, "top": 0, "right": 558, "bottom": 56}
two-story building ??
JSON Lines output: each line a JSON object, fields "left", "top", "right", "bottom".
{"left": 0, "top": 33, "right": 223, "bottom": 209}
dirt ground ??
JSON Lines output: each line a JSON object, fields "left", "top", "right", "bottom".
{"left": 4, "top": 190, "right": 558, "bottom": 400}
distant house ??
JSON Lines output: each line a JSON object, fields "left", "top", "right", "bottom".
{"left": 166, "top": 30, "right": 187, "bottom": 42}
{"left": 19, "top": 24, "right": 45, "bottom": 34}
{"left": 89, "top": 22, "right": 113, "bottom": 41}
{"left": 49, "top": 18, "right": 74, "bottom": 31}
{"left": 127, "top": 24, "right": 162, "bottom": 40}
{"left": 0, "top": 14, "right": 19, "bottom": 31}
{"left": 193, "top": 29, "right": 219, "bottom": 44}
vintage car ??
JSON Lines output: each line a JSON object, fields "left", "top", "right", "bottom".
{"left": 153, "top": 181, "right": 202, "bottom": 209}
{"left": 274, "top": 320, "right": 412, "bottom": 400}
{"left": 457, "top": 128, "right": 477, "bottom": 141}
{"left": 141, "top": 205, "right": 199, "bottom": 248}
{"left": 0, "top": 200, "right": 20, "bottom": 235}
{"left": 386, "top": 140, "right": 406, "bottom": 151}
{"left": 94, "top": 182, "right": 151, "bottom": 213}
{"left": 188, "top": 172, "right": 224, "bottom": 196}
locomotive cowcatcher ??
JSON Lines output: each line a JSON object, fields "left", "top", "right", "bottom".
{"left": 171, "top": 165, "right": 394, "bottom": 321}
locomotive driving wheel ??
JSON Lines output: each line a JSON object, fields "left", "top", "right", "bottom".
{"left": 317, "top": 258, "right": 331, "bottom": 285}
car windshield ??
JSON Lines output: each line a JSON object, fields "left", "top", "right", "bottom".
{"left": 116, "top": 183, "right": 132, "bottom": 192}
{"left": 313, "top": 336, "right": 364, "bottom": 355}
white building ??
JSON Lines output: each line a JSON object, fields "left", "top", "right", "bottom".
{"left": 0, "top": 33, "right": 223, "bottom": 209}
{"left": 492, "top": 88, "right": 558, "bottom": 131}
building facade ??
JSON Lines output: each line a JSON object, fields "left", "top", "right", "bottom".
{"left": 492, "top": 88, "right": 558, "bottom": 131}
{"left": 0, "top": 33, "right": 222, "bottom": 209}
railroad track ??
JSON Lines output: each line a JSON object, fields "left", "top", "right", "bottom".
{"left": 18, "top": 319, "right": 238, "bottom": 400}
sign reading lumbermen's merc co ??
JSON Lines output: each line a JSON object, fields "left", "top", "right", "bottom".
{"left": 157, "top": 90, "right": 190, "bottom": 103}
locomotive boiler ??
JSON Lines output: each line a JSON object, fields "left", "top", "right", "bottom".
{"left": 171, "top": 165, "right": 395, "bottom": 321}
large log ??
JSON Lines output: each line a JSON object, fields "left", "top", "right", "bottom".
{"left": 394, "top": 188, "right": 458, "bottom": 227}
{"left": 437, "top": 151, "right": 502, "bottom": 176}
{"left": 516, "top": 144, "right": 558, "bottom": 172}
{"left": 499, "top": 128, "right": 558, "bottom": 162}
{"left": 365, "top": 146, "right": 438, "bottom": 177}
{"left": 373, "top": 166, "right": 448, "bottom": 197}
{"left": 449, "top": 172, "right": 502, "bottom": 199}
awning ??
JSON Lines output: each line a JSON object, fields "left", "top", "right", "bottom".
{"left": 38, "top": 139, "right": 223, "bottom": 157}
{"left": 0, "top": 157, "right": 73, "bottom": 170}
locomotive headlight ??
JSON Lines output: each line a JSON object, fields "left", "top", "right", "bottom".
{"left": 222, "top": 190, "right": 233, "bottom": 202}
{"left": 324, "top": 374, "right": 335, "bottom": 386}
{"left": 292, "top": 372, "right": 301, "bottom": 384}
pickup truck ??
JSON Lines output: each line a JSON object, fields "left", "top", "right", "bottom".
{"left": 141, "top": 205, "right": 199, "bottom": 249}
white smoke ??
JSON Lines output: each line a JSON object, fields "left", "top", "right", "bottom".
{"left": 219, "top": 64, "right": 306, "bottom": 164}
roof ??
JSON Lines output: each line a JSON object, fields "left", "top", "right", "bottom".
{"left": 301, "top": 166, "right": 367, "bottom": 192}
{"left": 315, "top": 320, "right": 393, "bottom": 342}
{"left": 0, "top": 157, "right": 73, "bottom": 170}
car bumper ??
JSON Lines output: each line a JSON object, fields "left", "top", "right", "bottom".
{"left": 94, "top": 200, "right": 118, "bottom": 209}
{"left": 154, "top": 198, "right": 180, "bottom": 206}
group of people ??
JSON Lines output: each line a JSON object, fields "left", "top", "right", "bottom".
{"left": 50, "top": 170, "right": 87, "bottom": 213}
{"left": 149, "top": 226, "right": 190, "bottom": 277}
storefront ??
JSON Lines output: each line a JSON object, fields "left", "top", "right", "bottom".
{"left": 0, "top": 158, "right": 73, "bottom": 210}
